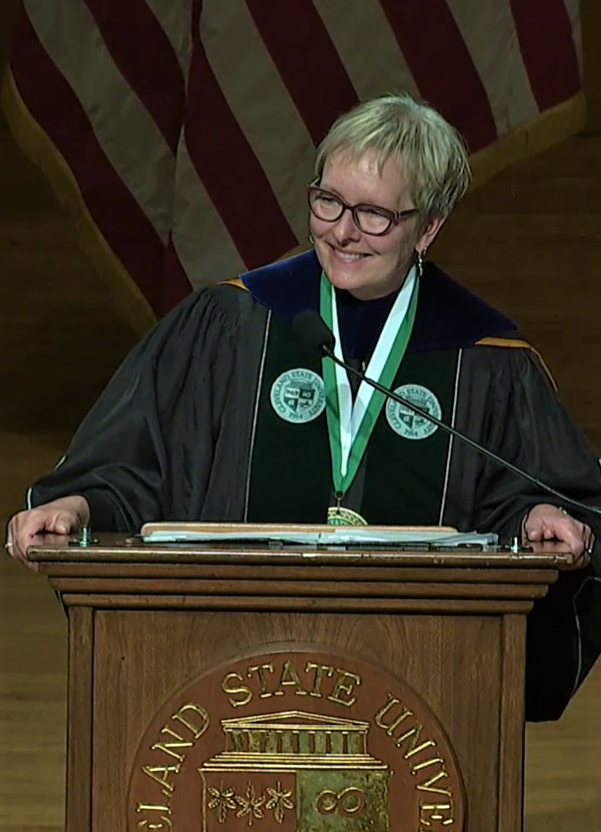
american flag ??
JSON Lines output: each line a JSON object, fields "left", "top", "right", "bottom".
{"left": 3, "top": 0, "right": 583, "bottom": 322}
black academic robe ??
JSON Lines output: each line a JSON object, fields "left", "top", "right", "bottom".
{"left": 30, "top": 252, "right": 601, "bottom": 721}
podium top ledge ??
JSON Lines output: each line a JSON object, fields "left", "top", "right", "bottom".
{"left": 26, "top": 532, "right": 576, "bottom": 570}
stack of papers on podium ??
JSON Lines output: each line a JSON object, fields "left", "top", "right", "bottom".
{"left": 141, "top": 524, "right": 498, "bottom": 548}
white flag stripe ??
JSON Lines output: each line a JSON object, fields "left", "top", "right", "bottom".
{"left": 24, "top": 0, "right": 174, "bottom": 244}
{"left": 446, "top": 0, "right": 538, "bottom": 134}
{"left": 201, "top": 0, "right": 315, "bottom": 242}
{"left": 313, "top": 0, "right": 421, "bottom": 102}
{"left": 144, "top": 0, "right": 194, "bottom": 82}
{"left": 172, "top": 134, "right": 245, "bottom": 288}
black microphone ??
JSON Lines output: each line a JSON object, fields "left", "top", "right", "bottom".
{"left": 293, "top": 309, "right": 335, "bottom": 354}
{"left": 292, "top": 310, "right": 601, "bottom": 520}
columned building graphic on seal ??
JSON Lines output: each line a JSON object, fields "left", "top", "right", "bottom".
{"left": 199, "top": 710, "right": 390, "bottom": 830}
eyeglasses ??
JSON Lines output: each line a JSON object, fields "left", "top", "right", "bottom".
{"left": 307, "top": 185, "right": 419, "bottom": 236}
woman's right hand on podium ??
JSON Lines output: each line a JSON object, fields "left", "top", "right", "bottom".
{"left": 5, "top": 496, "right": 90, "bottom": 570}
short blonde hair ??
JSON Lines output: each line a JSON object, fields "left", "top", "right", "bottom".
{"left": 315, "top": 93, "right": 471, "bottom": 221}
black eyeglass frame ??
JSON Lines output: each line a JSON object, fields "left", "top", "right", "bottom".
{"left": 307, "top": 184, "right": 419, "bottom": 236}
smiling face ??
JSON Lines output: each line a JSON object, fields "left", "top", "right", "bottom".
{"left": 310, "top": 151, "right": 444, "bottom": 300}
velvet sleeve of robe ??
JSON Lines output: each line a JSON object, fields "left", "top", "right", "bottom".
{"left": 446, "top": 345, "right": 601, "bottom": 721}
{"left": 29, "top": 285, "right": 269, "bottom": 531}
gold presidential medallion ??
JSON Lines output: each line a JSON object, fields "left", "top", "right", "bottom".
{"left": 326, "top": 505, "right": 368, "bottom": 526}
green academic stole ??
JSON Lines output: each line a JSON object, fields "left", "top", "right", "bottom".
{"left": 246, "top": 315, "right": 461, "bottom": 526}
{"left": 320, "top": 269, "right": 418, "bottom": 523}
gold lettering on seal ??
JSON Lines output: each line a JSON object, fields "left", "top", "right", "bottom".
{"left": 394, "top": 724, "right": 439, "bottom": 767}
{"left": 246, "top": 663, "right": 275, "bottom": 698}
{"left": 374, "top": 695, "right": 441, "bottom": 771}
{"left": 142, "top": 764, "right": 181, "bottom": 796}
{"left": 273, "top": 660, "right": 309, "bottom": 697}
{"left": 304, "top": 662, "right": 334, "bottom": 697}
{"left": 374, "top": 694, "right": 454, "bottom": 809}
{"left": 151, "top": 726, "right": 193, "bottom": 763}
{"left": 136, "top": 803, "right": 172, "bottom": 813}
{"left": 137, "top": 703, "right": 209, "bottom": 827}
{"left": 416, "top": 770, "right": 452, "bottom": 797}
{"left": 136, "top": 801, "right": 173, "bottom": 831}
{"left": 374, "top": 695, "right": 413, "bottom": 736}
{"left": 419, "top": 801, "right": 455, "bottom": 827}
{"left": 137, "top": 815, "right": 173, "bottom": 830}
{"left": 223, "top": 672, "right": 254, "bottom": 707}
{"left": 170, "top": 703, "right": 209, "bottom": 739}
{"left": 327, "top": 669, "right": 361, "bottom": 707}
{"left": 222, "top": 658, "right": 364, "bottom": 706}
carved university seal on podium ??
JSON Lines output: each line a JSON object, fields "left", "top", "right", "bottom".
{"left": 129, "top": 650, "right": 465, "bottom": 830}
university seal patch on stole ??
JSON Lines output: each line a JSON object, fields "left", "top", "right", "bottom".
{"left": 270, "top": 369, "right": 326, "bottom": 424}
{"left": 386, "top": 384, "right": 442, "bottom": 440}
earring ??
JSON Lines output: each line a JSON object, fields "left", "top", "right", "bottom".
{"left": 416, "top": 247, "right": 427, "bottom": 278}
{"left": 308, "top": 233, "right": 315, "bottom": 246}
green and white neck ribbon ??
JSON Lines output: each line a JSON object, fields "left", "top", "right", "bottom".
{"left": 320, "top": 266, "right": 419, "bottom": 498}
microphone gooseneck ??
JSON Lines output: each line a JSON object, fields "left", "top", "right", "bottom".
{"left": 292, "top": 310, "right": 601, "bottom": 521}
{"left": 292, "top": 309, "right": 335, "bottom": 354}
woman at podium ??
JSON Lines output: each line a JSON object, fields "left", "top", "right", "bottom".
{"left": 6, "top": 93, "right": 601, "bottom": 720}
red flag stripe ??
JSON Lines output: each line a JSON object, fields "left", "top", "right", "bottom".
{"left": 509, "top": 0, "right": 581, "bottom": 110}
{"left": 84, "top": 0, "right": 185, "bottom": 154}
{"left": 185, "top": 4, "right": 297, "bottom": 268}
{"left": 11, "top": 8, "right": 167, "bottom": 313}
{"left": 379, "top": 0, "right": 498, "bottom": 151}
{"left": 145, "top": 0, "right": 194, "bottom": 76}
{"left": 244, "top": 0, "right": 359, "bottom": 144}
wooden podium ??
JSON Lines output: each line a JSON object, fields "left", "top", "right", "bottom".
{"left": 29, "top": 535, "right": 574, "bottom": 832}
